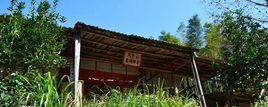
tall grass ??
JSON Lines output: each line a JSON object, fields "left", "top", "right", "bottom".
{"left": 0, "top": 71, "right": 198, "bottom": 107}
{"left": 0, "top": 71, "right": 73, "bottom": 107}
{"left": 86, "top": 82, "right": 198, "bottom": 107}
{"left": 254, "top": 97, "right": 268, "bottom": 107}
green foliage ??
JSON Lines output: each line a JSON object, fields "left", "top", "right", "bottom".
{"left": 0, "top": 0, "right": 66, "bottom": 76}
{"left": 0, "top": 72, "right": 27, "bottom": 106}
{"left": 159, "top": 31, "right": 181, "bottom": 45}
{"left": 204, "top": 0, "right": 268, "bottom": 23}
{"left": 0, "top": 71, "right": 73, "bottom": 107}
{"left": 0, "top": 0, "right": 69, "bottom": 105}
{"left": 184, "top": 15, "right": 203, "bottom": 49}
{"left": 217, "top": 10, "right": 268, "bottom": 97}
{"left": 201, "top": 23, "right": 224, "bottom": 60}
{"left": 254, "top": 97, "right": 268, "bottom": 107}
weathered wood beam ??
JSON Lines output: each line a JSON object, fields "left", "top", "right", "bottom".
{"left": 174, "top": 62, "right": 188, "bottom": 72}
{"left": 84, "top": 31, "right": 196, "bottom": 53}
{"left": 80, "top": 52, "right": 165, "bottom": 69}
{"left": 155, "top": 49, "right": 166, "bottom": 53}
{"left": 81, "top": 38, "right": 177, "bottom": 59}
{"left": 81, "top": 45, "right": 167, "bottom": 63}
{"left": 162, "top": 59, "right": 179, "bottom": 69}
{"left": 82, "top": 47, "right": 166, "bottom": 64}
{"left": 143, "top": 47, "right": 151, "bottom": 51}
{"left": 158, "top": 57, "right": 191, "bottom": 74}
{"left": 191, "top": 53, "right": 207, "bottom": 107}
{"left": 81, "top": 32, "right": 191, "bottom": 56}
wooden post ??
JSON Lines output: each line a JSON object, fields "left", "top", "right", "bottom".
{"left": 259, "top": 89, "right": 265, "bottom": 99}
{"left": 191, "top": 52, "right": 207, "bottom": 107}
{"left": 74, "top": 34, "right": 81, "bottom": 107}
{"left": 172, "top": 74, "right": 178, "bottom": 94}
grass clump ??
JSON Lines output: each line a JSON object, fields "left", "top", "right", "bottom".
{"left": 0, "top": 71, "right": 73, "bottom": 107}
{"left": 86, "top": 83, "right": 197, "bottom": 107}
{"left": 254, "top": 97, "right": 268, "bottom": 107}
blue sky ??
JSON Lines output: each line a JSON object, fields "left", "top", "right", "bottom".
{"left": 0, "top": 0, "right": 211, "bottom": 39}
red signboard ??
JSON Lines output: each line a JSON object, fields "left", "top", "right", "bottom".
{"left": 123, "top": 51, "right": 142, "bottom": 67}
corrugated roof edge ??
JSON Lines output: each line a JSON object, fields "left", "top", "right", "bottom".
{"left": 74, "top": 22, "right": 199, "bottom": 53}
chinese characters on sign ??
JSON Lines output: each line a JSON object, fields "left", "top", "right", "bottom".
{"left": 123, "top": 51, "right": 142, "bottom": 67}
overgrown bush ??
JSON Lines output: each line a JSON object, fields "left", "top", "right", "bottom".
{"left": 0, "top": 0, "right": 66, "bottom": 78}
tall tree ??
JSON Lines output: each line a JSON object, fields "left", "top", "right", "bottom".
{"left": 217, "top": 11, "right": 268, "bottom": 105}
{"left": 0, "top": 0, "right": 66, "bottom": 78}
{"left": 159, "top": 31, "right": 181, "bottom": 45}
{"left": 201, "top": 23, "right": 224, "bottom": 60}
{"left": 184, "top": 15, "right": 203, "bottom": 49}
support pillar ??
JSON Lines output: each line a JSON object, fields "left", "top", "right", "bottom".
{"left": 172, "top": 74, "right": 178, "bottom": 94}
{"left": 191, "top": 52, "right": 207, "bottom": 107}
{"left": 74, "top": 34, "right": 81, "bottom": 107}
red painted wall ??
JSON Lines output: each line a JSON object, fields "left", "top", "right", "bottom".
{"left": 60, "top": 68, "right": 140, "bottom": 95}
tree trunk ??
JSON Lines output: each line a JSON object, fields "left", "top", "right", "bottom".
{"left": 226, "top": 87, "right": 235, "bottom": 107}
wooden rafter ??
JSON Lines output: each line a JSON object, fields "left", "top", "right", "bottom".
{"left": 174, "top": 62, "right": 189, "bottom": 72}
{"left": 81, "top": 47, "right": 166, "bottom": 65}
{"left": 82, "top": 32, "right": 191, "bottom": 56}
{"left": 80, "top": 38, "right": 176, "bottom": 59}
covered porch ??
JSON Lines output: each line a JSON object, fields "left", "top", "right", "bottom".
{"left": 61, "top": 22, "right": 215, "bottom": 107}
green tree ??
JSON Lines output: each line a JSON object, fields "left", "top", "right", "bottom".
{"left": 217, "top": 11, "right": 268, "bottom": 105}
{"left": 201, "top": 23, "right": 224, "bottom": 60}
{"left": 0, "top": 0, "right": 69, "bottom": 106}
{"left": 204, "top": 0, "right": 268, "bottom": 23}
{"left": 0, "top": 0, "right": 66, "bottom": 77}
{"left": 184, "top": 15, "right": 203, "bottom": 49}
{"left": 159, "top": 30, "right": 181, "bottom": 45}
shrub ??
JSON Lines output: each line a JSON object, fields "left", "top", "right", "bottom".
{"left": 0, "top": 0, "right": 66, "bottom": 78}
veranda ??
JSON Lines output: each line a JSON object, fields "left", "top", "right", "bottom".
{"left": 61, "top": 22, "right": 215, "bottom": 107}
